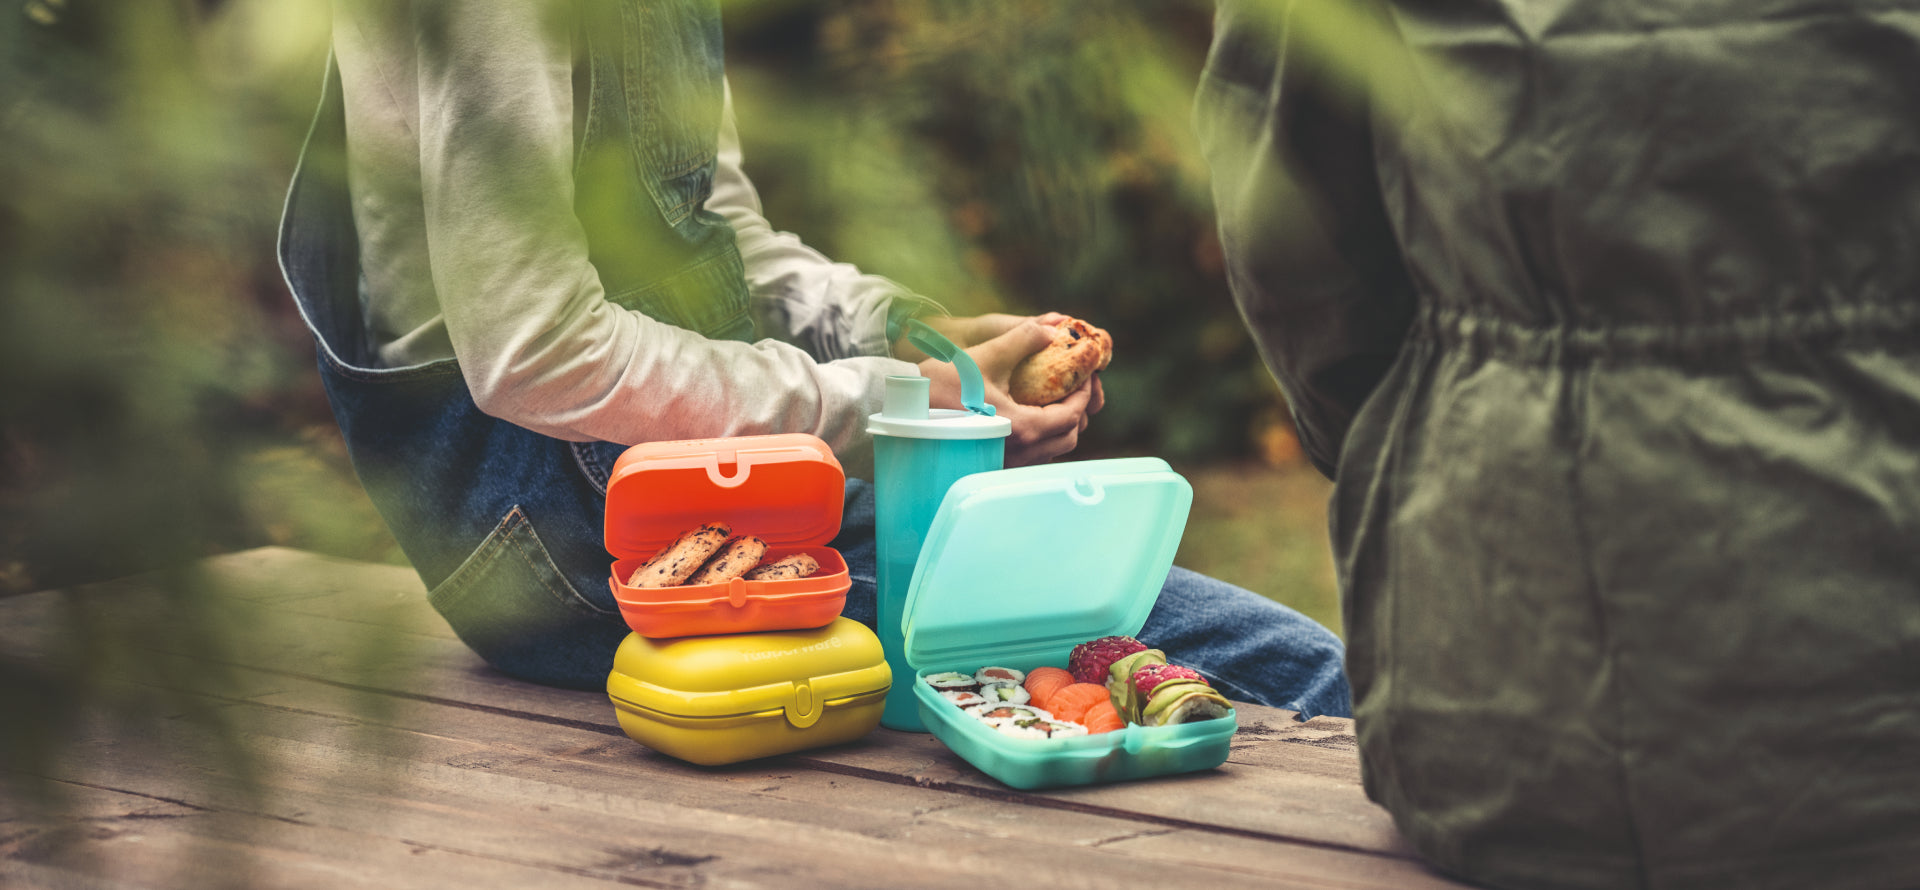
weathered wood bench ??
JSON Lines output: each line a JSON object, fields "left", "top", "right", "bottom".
{"left": 1, "top": 548, "right": 1468, "bottom": 888}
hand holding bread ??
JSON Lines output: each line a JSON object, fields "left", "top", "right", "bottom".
{"left": 911, "top": 314, "right": 1109, "bottom": 466}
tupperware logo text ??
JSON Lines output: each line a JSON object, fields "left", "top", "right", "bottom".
{"left": 742, "top": 637, "right": 844, "bottom": 662}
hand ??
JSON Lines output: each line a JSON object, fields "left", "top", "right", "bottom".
{"left": 918, "top": 320, "right": 1095, "bottom": 467}
{"left": 955, "top": 312, "right": 1104, "bottom": 417}
{"left": 893, "top": 312, "right": 1030, "bottom": 361}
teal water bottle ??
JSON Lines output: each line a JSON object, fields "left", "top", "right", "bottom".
{"left": 868, "top": 322, "right": 1011, "bottom": 730}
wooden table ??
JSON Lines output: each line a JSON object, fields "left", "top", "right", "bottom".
{"left": 1, "top": 548, "right": 1469, "bottom": 888}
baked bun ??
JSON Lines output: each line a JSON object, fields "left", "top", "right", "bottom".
{"left": 1009, "top": 317, "right": 1112, "bottom": 406}
{"left": 628, "top": 522, "right": 731, "bottom": 588}
{"left": 684, "top": 535, "right": 770, "bottom": 585}
{"left": 743, "top": 553, "right": 821, "bottom": 581}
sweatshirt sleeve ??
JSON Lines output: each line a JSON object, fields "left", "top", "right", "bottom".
{"left": 410, "top": 1, "right": 917, "bottom": 463}
{"left": 1194, "top": 0, "right": 1418, "bottom": 478}
{"left": 705, "top": 82, "right": 947, "bottom": 362}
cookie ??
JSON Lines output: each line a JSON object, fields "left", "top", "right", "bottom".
{"left": 627, "top": 521, "right": 731, "bottom": 588}
{"left": 684, "top": 535, "right": 770, "bottom": 585}
{"left": 1009, "top": 317, "right": 1112, "bottom": 406}
{"left": 743, "top": 553, "right": 821, "bottom": 582}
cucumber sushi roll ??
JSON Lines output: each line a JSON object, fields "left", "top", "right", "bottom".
{"left": 976, "top": 682, "right": 1031, "bottom": 705}
{"left": 939, "top": 690, "right": 988, "bottom": 709}
{"left": 1044, "top": 721, "right": 1089, "bottom": 738}
{"left": 973, "top": 666, "right": 1025, "bottom": 686}
{"left": 923, "top": 671, "right": 980, "bottom": 693}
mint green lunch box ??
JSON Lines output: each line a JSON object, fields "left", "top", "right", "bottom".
{"left": 901, "top": 458, "right": 1238, "bottom": 790}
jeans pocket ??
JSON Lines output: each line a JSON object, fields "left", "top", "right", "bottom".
{"left": 427, "top": 506, "right": 627, "bottom": 690}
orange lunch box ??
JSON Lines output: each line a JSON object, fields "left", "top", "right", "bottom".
{"left": 605, "top": 434, "right": 852, "bottom": 639}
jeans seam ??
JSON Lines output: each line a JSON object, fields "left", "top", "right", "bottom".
{"left": 429, "top": 509, "right": 517, "bottom": 611}
{"left": 503, "top": 510, "right": 616, "bottom": 617}
{"left": 605, "top": 249, "right": 749, "bottom": 336}
{"left": 571, "top": 441, "right": 613, "bottom": 496}
{"left": 659, "top": 154, "right": 711, "bottom": 180}
{"left": 616, "top": 0, "right": 673, "bottom": 225}
{"left": 664, "top": 185, "right": 706, "bottom": 215}
{"left": 316, "top": 347, "right": 463, "bottom": 383}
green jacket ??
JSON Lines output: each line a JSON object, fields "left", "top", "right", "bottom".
{"left": 1197, "top": 2, "right": 1920, "bottom": 888}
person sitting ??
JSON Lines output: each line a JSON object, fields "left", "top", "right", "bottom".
{"left": 277, "top": 0, "right": 1352, "bottom": 718}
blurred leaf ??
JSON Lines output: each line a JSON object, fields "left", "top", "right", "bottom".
{"left": 1, "top": 0, "right": 342, "bottom": 831}
{"left": 727, "top": 0, "right": 1325, "bottom": 461}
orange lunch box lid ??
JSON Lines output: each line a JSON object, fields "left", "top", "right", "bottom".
{"left": 604, "top": 433, "right": 846, "bottom": 560}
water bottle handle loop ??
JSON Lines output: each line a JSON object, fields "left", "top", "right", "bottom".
{"left": 906, "top": 320, "right": 996, "bottom": 417}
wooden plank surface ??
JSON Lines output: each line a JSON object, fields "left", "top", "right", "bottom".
{"left": 0, "top": 548, "right": 1468, "bottom": 889}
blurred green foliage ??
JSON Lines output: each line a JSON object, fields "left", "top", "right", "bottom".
{"left": 725, "top": 0, "right": 1290, "bottom": 461}
{"left": 2, "top": 0, "right": 336, "bottom": 593}
{"left": 1, "top": 0, "right": 350, "bottom": 816}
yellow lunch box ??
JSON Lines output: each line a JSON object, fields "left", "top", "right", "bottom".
{"left": 606, "top": 616, "right": 891, "bottom": 765}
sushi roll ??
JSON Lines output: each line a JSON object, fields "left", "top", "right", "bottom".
{"left": 1044, "top": 721, "right": 1089, "bottom": 739}
{"left": 939, "top": 690, "right": 988, "bottom": 709}
{"left": 974, "top": 704, "right": 1050, "bottom": 725}
{"left": 1004, "top": 718, "right": 1084, "bottom": 739}
{"left": 973, "top": 666, "right": 1025, "bottom": 686}
{"left": 923, "top": 671, "right": 980, "bottom": 694}
{"left": 976, "top": 682, "right": 1031, "bottom": 705}
{"left": 995, "top": 720, "right": 1054, "bottom": 739}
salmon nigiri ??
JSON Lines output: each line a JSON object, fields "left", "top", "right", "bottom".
{"left": 1023, "top": 666, "right": 1074, "bottom": 710}
{"left": 1045, "top": 683, "right": 1111, "bottom": 723}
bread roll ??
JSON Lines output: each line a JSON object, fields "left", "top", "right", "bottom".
{"left": 1009, "top": 317, "right": 1112, "bottom": 406}
{"left": 684, "top": 535, "right": 770, "bottom": 585}
{"left": 743, "top": 553, "right": 821, "bottom": 581}
{"left": 627, "top": 522, "right": 730, "bottom": 588}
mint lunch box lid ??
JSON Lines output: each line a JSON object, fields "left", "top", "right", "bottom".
{"left": 901, "top": 457, "right": 1192, "bottom": 672}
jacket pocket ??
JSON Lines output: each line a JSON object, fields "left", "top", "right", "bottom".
{"left": 619, "top": 0, "right": 723, "bottom": 227}
{"left": 427, "top": 506, "right": 626, "bottom": 690}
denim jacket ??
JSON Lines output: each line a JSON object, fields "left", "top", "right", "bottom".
{"left": 571, "top": 0, "right": 752, "bottom": 335}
